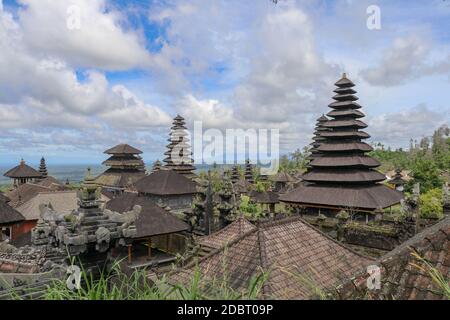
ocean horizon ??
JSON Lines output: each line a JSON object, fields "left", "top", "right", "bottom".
{"left": 0, "top": 163, "right": 231, "bottom": 186}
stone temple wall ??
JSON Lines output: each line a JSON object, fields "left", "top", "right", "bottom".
{"left": 146, "top": 194, "right": 194, "bottom": 211}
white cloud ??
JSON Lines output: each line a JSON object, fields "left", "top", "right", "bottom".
{"left": 176, "top": 94, "right": 236, "bottom": 129}
{"left": 101, "top": 86, "right": 172, "bottom": 129}
{"left": 17, "top": 0, "right": 153, "bottom": 71}
{"left": 368, "top": 104, "right": 448, "bottom": 147}
{"left": 360, "top": 35, "right": 450, "bottom": 86}
{"left": 0, "top": 1, "right": 171, "bottom": 155}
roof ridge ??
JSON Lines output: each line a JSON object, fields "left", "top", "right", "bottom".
{"left": 257, "top": 228, "right": 272, "bottom": 297}
{"left": 177, "top": 227, "right": 259, "bottom": 271}
{"left": 36, "top": 190, "right": 76, "bottom": 195}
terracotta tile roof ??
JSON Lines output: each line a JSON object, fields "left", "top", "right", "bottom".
{"left": 0, "top": 193, "right": 10, "bottom": 203}
{"left": 15, "top": 191, "right": 79, "bottom": 221}
{"left": 134, "top": 170, "right": 198, "bottom": 196}
{"left": 0, "top": 200, "right": 25, "bottom": 225}
{"left": 35, "top": 176, "right": 66, "bottom": 190}
{"left": 170, "top": 216, "right": 372, "bottom": 299}
{"left": 197, "top": 217, "right": 257, "bottom": 249}
{"left": 337, "top": 216, "right": 450, "bottom": 300}
{"left": 5, "top": 183, "right": 53, "bottom": 207}
{"left": 106, "top": 193, "right": 189, "bottom": 238}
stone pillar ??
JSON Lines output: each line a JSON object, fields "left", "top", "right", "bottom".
{"left": 336, "top": 210, "right": 349, "bottom": 242}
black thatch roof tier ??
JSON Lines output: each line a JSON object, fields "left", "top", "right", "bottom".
{"left": 322, "top": 119, "right": 367, "bottom": 129}
{"left": 307, "top": 115, "right": 330, "bottom": 161}
{"left": 249, "top": 190, "right": 279, "bottom": 204}
{"left": 310, "top": 156, "right": 380, "bottom": 168}
{"left": 335, "top": 74, "right": 355, "bottom": 87}
{"left": 4, "top": 160, "right": 42, "bottom": 179}
{"left": 327, "top": 109, "right": 365, "bottom": 118}
{"left": 333, "top": 87, "right": 356, "bottom": 94}
{"left": 97, "top": 144, "right": 146, "bottom": 188}
{"left": 0, "top": 200, "right": 25, "bottom": 225}
{"left": 106, "top": 193, "right": 189, "bottom": 238}
{"left": 134, "top": 170, "right": 198, "bottom": 196}
{"left": 270, "top": 171, "right": 295, "bottom": 183}
{"left": 302, "top": 169, "right": 386, "bottom": 183}
{"left": 320, "top": 131, "right": 370, "bottom": 139}
{"left": 318, "top": 142, "right": 373, "bottom": 152}
{"left": 332, "top": 94, "right": 359, "bottom": 101}
{"left": 95, "top": 168, "right": 146, "bottom": 188}
{"left": 280, "top": 185, "right": 403, "bottom": 210}
{"left": 328, "top": 101, "right": 362, "bottom": 110}
{"left": 281, "top": 74, "right": 402, "bottom": 210}
{"left": 104, "top": 144, "right": 142, "bottom": 155}
{"left": 102, "top": 155, "right": 145, "bottom": 167}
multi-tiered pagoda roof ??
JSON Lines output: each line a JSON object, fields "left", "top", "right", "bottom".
{"left": 307, "top": 114, "right": 329, "bottom": 161}
{"left": 38, "top": 157, "right": 48, "bottom": 179}
{"left": 244, "top": 159, "right": 254, "bottom": 184}
{"left": 95, "top": 144, "right": 146, "bottom": 190}
{"left": 280, "top": 74, "right": 403, "bottom": 211}
{"left": 164, "top": 115, "right": 196, "bottom": 179}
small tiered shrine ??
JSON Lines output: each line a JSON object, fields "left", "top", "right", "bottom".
{"left": 95, "top": 144, "right": 146, "bottom": 194}
{"left": 388, "top": 169, "right": 407, "bottom": 192}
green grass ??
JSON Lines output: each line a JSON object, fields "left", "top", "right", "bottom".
{"left": 27, "top": 259, "right": 270, "bottom": 300}
{"left": 410, "top": 252, "right": 450, "bottom": 299}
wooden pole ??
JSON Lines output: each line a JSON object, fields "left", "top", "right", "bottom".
{"left": 128, "top": 245, "right": 132, "bottom": 264}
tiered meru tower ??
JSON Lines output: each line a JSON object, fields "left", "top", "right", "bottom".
{"left": 164, "top": 115, "right": 196, "bottom": 179}
{"left": 39, "top": 157, "right": 48, "bottom": 179}
{"left": 308, "top": 115, "right": 329, "bottom": 161}
{"left": 95, "top": 144, "right": 146, "bottom": 191}
{"left": 281, "top": 74, "right": 403, "bottom": 212}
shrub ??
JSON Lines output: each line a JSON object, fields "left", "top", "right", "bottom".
{"left": 419, "top": 188, "right": 443, "bottom": 218}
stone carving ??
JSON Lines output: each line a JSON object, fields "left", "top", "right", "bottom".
{"left": 95, "top": 227, "right": 111, "bottom": 253}
{"left": 104, "top": 205, "right": 141, "bottom": 225}
{"left": 0, "top": 241, "right": 17, "bottom": 254}
{"left": 31, "top": 168, "right": 138, "bottom": 258}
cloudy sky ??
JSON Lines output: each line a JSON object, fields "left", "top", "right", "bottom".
{"left": 0, "top": 0, "right": 449, "bottom": 166}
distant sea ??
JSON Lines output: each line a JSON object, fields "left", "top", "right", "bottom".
{"left": 0, "top": 163, "right": 230, "bottom": 186}
{"left": 0, "top": 164, "right": 105, "bottom": 186}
